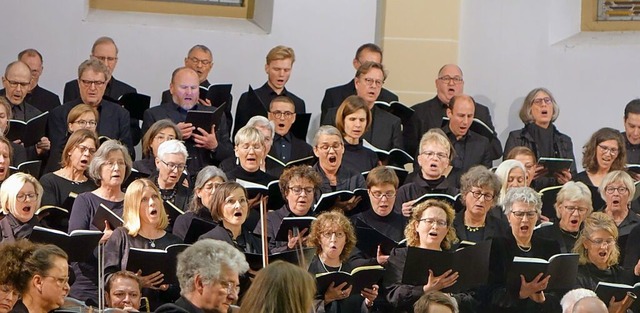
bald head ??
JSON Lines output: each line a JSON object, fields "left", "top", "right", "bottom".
{"left": 435, "top": 64, "right": 464, "bottom": 105}
{"left": 572, "top": 297, "right": 607, "bottom": 313}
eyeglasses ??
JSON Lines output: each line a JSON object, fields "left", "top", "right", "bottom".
{"left": 160, "top": 160, "right": 186, "bottom": 172}
{"left": 370, "top": 191, "right": 396, "bottom": 199}
{"left": 16, "top": 193, "right": 38, "bottom": 202}
{"left": 270, "top": 111, "right": 295, "bottom": 119}
{"left": 563, "top": 206, "right": 588, "bottom": 214}
{"left": 238, "top": 143, "right": 263, "bottom": 151}
{"left": 605, "top": 186, "right": 629, "bottom": 194}
{"left": 76, "top": 144, "right": 97, "bottom": 155}
{"left": 362, "top": 77, "right": 384, "bottom": 87}
{"left": 288, "top": 186, "right": 314, "bottom": 196}
{"left": 4, "top": 79, "right": 30, "bottom": 89}
{"left": 80, "top": 79, "right": 106, "bottom": 88}
{"left": 105, "top": 160, "right": 126, "bottom": 169}
{"left": 316, "top": 143, "right": 343, "bottom": 152}
{"left": 469, "top": 190, "right": 494, "bottom": 201}
{"left": 532, "top": 97, "right": 552, "bottom": 105}
{"left": 220, "top": 281, "right": 240, "bottom": 296}
{"left": 437, "top": 76, "right": 463, "bottom": 84}
{"left": 511, "top": 211, "right": 538, "bottom": 219}
{"left": 321, "top": 231, "right": 346, "bottom": 239}
{"left": 188, "top": 57, "right": 212, "bottom": 66}
{"left": 93, "top": 55, "right": 118, "bottom": 63}
{"left": 419, "top": 218, "right": 448, "bottom": 227}
{"left": 74, "top": 120, "right": 97, "bottom": 127}
{"left": 587, "top": 237, "right": 616, "bottom": 247}
{"left": 598, "top": 144, "right": 619, "bottom": 155}
{"left": 0, "top": 285, "right": 19, "bottom": 299}
{"left": 44, "top": 275, "right": 70, "bottom": 286}
{"left": 420, "top": 151, "right": 449, "bottom": 160}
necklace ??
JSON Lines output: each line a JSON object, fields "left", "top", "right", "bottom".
{"left": 560, "top": 228, "right": 579, "bottom": 239}
{"left": 517, "top": 244, "right": 532, "bottom": 252}
{"left": 320, "top": 258, "right": 342, "bottom": 273}
{"left": 465, "top": 224, "right": 485, "bottom": 232}
{"left": 160, "top": 188, "right": 177, "bottom": 202}
{"left": 149, "top": 239, "right": 156, "bottom": 248}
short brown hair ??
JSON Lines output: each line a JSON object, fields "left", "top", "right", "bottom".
{"left": 307, "top": 211, "right": 356, "bottom": 262}
{"left": 60, "top": 129, "right": 99, "bottom": 168}
{"left": 141, "top": 119, "right": 182, "bottom": 158}
{"left": 355, "top": 61, "right": 387, "bottom": 81}
{"left": 355, "top": 43, "right": 382, "bottom": 61}
{"left": 413, "top": 291, "right": 458, "bottom": 313}
{"left": 77, "top": 58, "right": 110, "bottom": 81}
{"left": 269, "top": 96, "right": 295, "bottom": 112}
{"left": 67, "top": 103, "right": 99, "bottom": 126}
{"left": 366, "top": 165, "right": 399, "bottom": 189}
{"left": 335, "top": 95, "right": 371, "bottom": 137}
{"left": 105, "top": 270, "right": 142, "bottom": 293}
{"left": 266, "top": 45, "right": 295, "bottom": 64}
{"left": 209, "top": 182, "right": 247, "bottom": 222}
{"left": 92, "top": 36, "right": 118, "bottom": 54}
{"left": 278, "top": 165, "right": 321, "bottom": 198}
{"left": 582, "top": 127, "right": 626, "bottom": 173}
{"left": 505, "top": 146, "right": 536, "bottom": 161}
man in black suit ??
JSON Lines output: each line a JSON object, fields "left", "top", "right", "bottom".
{"left": 322, "top": 62, "right": 402, "bottom": 151}
{"left": 143, "top": 67, "right": 233, "bottom": 176}
{"left": 320, "top": 43, "right": 398, "bottom": 123}
{"left": 403, "top": 64, "right": 502, "bottom": 160}
{"left": 266, "top": 96, "right": 314, "bottom": 177}
{"left": 0, "top": 49, "right": 61, "bottom": 113}
{"left": 443, "top": 95, "right": 491, "bottom": 174}
{"left": 233, "top": 45, "right": 305, "bottom": 138}
{"left": 623, "top": 99, "right": 640, "bottom": 164}
{"left": 2, "top": 61, "right": 50, "bottom": 159}
{"left": 48, "top": 59, "right": 133, "bottom": 160}
{"left": 62, "top": 37, "right": 141, "bottom": 146}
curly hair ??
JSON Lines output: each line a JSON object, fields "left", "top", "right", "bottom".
{"left": 582, "top": 127, "right": 626, "bottom": 173}
{"left": 573, "top": 212, "right": 620, "bottom": 267}
{"left": 460, "top": 165, "right": 501, "bottom": 207}
{"left": 405, "top": 199, "right": 457, "bottom": 250}
{"left": 278, "top": 165, "right": 321, "bottom": 199}
{"left": 0, "top": 240, "right": 37, "bottom": 292}
{"left": 307, "top": 210, "right": 356, "bottom": 262}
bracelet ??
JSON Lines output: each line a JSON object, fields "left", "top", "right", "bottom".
{"left": 365, "top": 298, "right": 373, "bottom": 307}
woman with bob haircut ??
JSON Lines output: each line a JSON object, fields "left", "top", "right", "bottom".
{"left": 238, "top": 260, "right": 316, "bottom": 313}
{"left": 307, "top": 210, "right": 378, "bottom": 313}
{"left": 505, "top": 146, "right": 538, "bottom": 189}
{"left": 39, "top": 129, "right": 99, "bottom": 231}
{"left": 395, "top": 129, "right": 458, "bottom": 219}
{"left": 334, "top": 95, "right": 378, "bottom": 173}
{"left": 536, "top": 181, "right": 593, "bottom": 253}
{"left": 104, "top": 178, "right": 182, "bottom": 310}
{"left": 413, "top": 291, "right": 459, "bottom": 313}
{"left": 504, "top": 87, "right": 575, "bottom": 189}
{"left": 385, "top": 199, "right": 472, "bottom": 312}
{"left": 172, "top": 165, "right": 227, "bottom": 241}
{"left": 574, "top": 212, "right": 640, "bottom": 305}
{"left": 0, "top": 172, "right": 43, "bottom": 243}
{"left": 150, "top": 139, "right": 191, "bottom": 218}
{"left": 67, "top": 139, "right": 131, "bottom": 305}
{"left": 453, "top": 166, "right": 508, "bottom": 244}
{"left": 133, "top": 119, "right": 181, "bottom": 176}
{"left": 599, "top": 170, "right": 640, "bottom": 238}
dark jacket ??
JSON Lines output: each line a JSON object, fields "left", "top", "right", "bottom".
{"left": 403, "top": 96, "right": 501, "bottom": 160}
{"left": 452, "top": 210, "right": 509, "bottom": 243}
{"left": 443, "top": 125, "right": 492, "bottom": 173}
{"left": 320, "top": 79, "right": 398, "bottom": 123}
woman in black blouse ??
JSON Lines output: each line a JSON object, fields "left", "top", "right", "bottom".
{"left": 335, "top": 95, "right": 379, "bottom": 173}
{"left": 504, "top": 88, "right": 575, "bottom": 189}
{"left": 0, "top": 173, "right": 43, "bottom": 243}
{"left": 39, "top": 129, "right": 98, "bottom": 231}
{"left": 599, "top": 170, "right": 640, "bottom": 238}
{"left": 149, "top": 139, "right": 191, "bottom": 219}
{"left": 133, "top": 119, "right": 181, "bottom": 176}
{"left": 307, "top": 210, "right": 378, "bottom": 313}
{"left": 104, "top": 178, "right": 182, "bottom": 310}
{"left": 574, "top": 212, "right": 640, "bottom": 293}
{"left": 454, "top": 166, "right": 508, "bottom": 244}
{"left": 171, "top": 165, "right": 227, "bottom": 241}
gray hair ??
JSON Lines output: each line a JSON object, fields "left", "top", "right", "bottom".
{"left": 460, "top": 166, "right": 502, "bottom": 207}
{"left": 503, "top": 187, "right": 542, "bottom": 215}
{"left": 554, "top": 181, "right": 593, "bottom": 219}
{"left": 156, "top": 139, "right": 188, "bottom": 161}
{"left": 312, "top": 125, "right": 343, "bottom": 147}
{"left": 234, "top": 126, "right": 266, "bottom": 147}
{"left": 560, "top": 288, "right": 597, "bottom": 313}
{"left": 599, "top": 170, "right": 635, "bottom": 205}
{"left": 88, "top": 140, "right": 132, "bottom": 186}
{"left": 246, "top": 116, "right": 274, "bottom": 139}
{"left": 176, "top": 239, "right": 249, "bottom": 294}
{"left": 519, "top": 87, "right": 560, "bottom": 124}
{"left": 494, "top": 160, "right": 527, "bottom": 206}
{"left": 187, "top": 166, "right": 228, "bottom": 213}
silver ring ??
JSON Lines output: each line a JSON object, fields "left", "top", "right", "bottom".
{"left": 341, "top": 291, "right": 345, "bottom": 296}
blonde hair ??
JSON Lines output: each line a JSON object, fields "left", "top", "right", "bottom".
{"left": 122, "top": 178, "right": 168, "bottom": 236}
{"left": 266, "top": 45, "right": 295, "bottom": 64}
{"left": 0, "top": 173, "right": 43, "bottom": 215}
{"left": 307, "top": 210, "right": 356, "bottom": 262}
{"left": 405, "top": 199, "right": 457, "bottom": 250}
{"left": 573, "top": 212, "right": 620, "bottom": 267}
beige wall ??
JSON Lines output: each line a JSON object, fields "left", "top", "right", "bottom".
{"left": 380, "top": 0, "right": 460, "bottom": 106}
